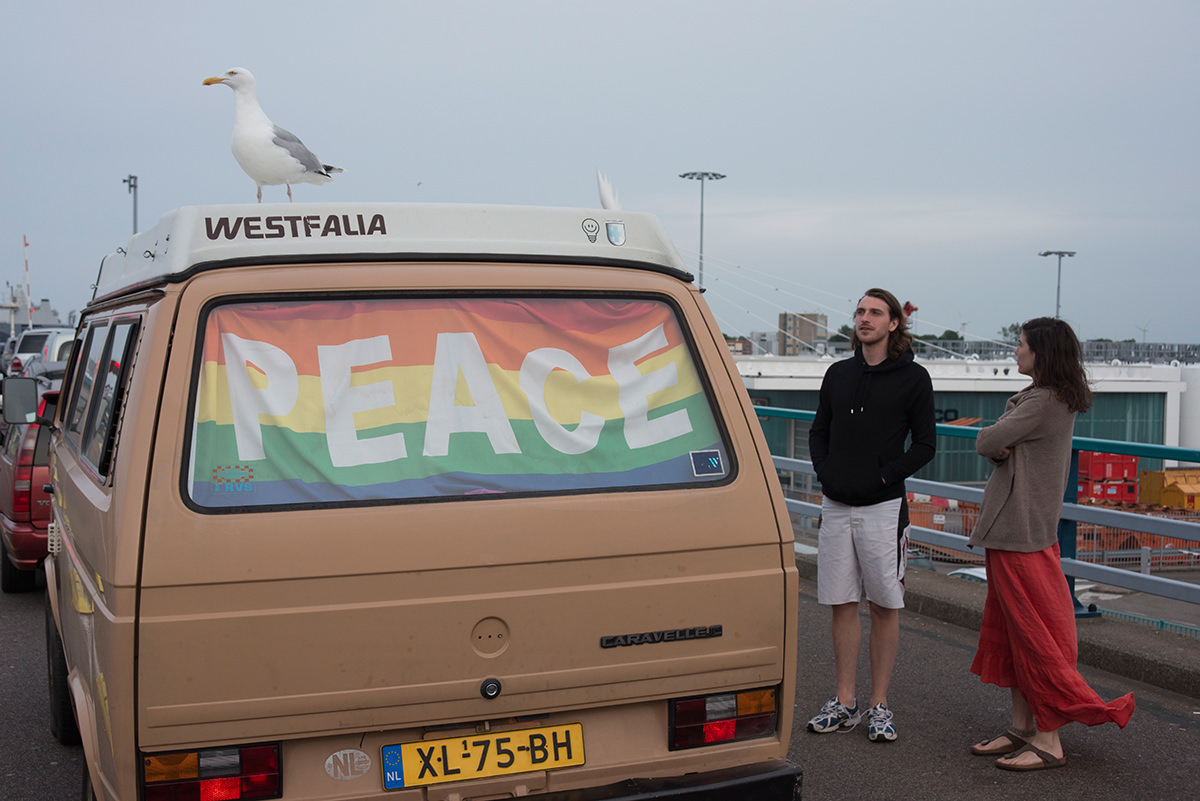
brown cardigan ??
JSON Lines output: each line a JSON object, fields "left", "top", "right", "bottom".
{"left": 968, "top": 385, "right": 1077, "bottom": 553}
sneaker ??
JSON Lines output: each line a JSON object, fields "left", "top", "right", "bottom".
{"left": 867, "top": 703, "right": 897, "bottom": 742}
{"left": 807, "top": 696, "right": 861, "bottom": 733}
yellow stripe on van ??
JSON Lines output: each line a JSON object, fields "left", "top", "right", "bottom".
{"left": 195, "top": 346, "right": 702, "bottom": 433}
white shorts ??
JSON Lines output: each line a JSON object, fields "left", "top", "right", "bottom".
{"left": 816, "top": 496, "right": 908, "bottom": 609}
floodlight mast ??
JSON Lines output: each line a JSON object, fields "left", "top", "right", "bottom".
{"left": 1038, "top": 250, "right": 1076, "bottom": 318}
{"left": 679, "top": 172, "right": 726, "bottom": 289}
{"left": 124, "top": 175, "right": 139, "bottom": 234}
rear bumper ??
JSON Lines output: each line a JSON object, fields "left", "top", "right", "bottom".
{"left": 528, "top": 760, "right": 802, "bottom": 801}
{"left": 1, "top": 519, "right": 48, "bottom": 568}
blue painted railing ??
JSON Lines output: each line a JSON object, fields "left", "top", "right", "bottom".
{"left": 756, "top": 406, "right": 1200, "bottom": 611}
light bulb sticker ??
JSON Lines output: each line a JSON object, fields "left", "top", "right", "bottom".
{"left": 581, "top": 218, "right": 600, "bottom": 242}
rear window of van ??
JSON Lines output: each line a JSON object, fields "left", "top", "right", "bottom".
{"left": 185, "top": 295, "right": 731, "bottom": 510}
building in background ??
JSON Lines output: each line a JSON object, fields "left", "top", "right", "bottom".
{"left": 0, "top": 293, "right": 65, "bottom": 340}
{"left": 30, "top": 298, "right": 64, "bottom": 327}
{"left": 777, "top": 312, "right": 827, "bottom": 356}
{"left": 747, "top": 331, "right": 776, "bottom": 356}
{"left": 725, "top": 336, "right": 754, "bottom": 356}
{"left": 736, "top": 355, "right": 1196, "bottom": 487}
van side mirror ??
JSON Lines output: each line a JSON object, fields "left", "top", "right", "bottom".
{"left": 2, "top": 377, "right": 40, "bottom": 424}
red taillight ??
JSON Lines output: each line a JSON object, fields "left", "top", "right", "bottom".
{"left": 703, "top": 718, "right": 737, "bottom": 743}
{"left": 142, "top": 743, "right": 281, "bottom": 800}
{"left": 13, "top": 464, "right": 31, "bottom": 516}
{"left": 201, "top": 778, "right": 240, "bottom": 800}
{"left": 12, "top": 426, "right": 39, "bottom": 518}
{"left": 670, "top": 687, "right": 778, "bottom": 750}
{"left": 239, "top": 746, "right": 281, "bottom": 799}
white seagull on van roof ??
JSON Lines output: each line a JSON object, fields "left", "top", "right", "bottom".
{"left": 203, "top": 67, "right": 343, "bottom": 202}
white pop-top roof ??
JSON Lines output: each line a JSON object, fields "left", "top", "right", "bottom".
{"left": 93, "top": 202, "right": 692, "bottom": 301}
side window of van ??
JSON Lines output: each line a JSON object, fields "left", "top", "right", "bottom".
{"left": 186, "top": 295, "right": 732, "bottom": 511}
{"left": 64, "top": 320, "right": 140, "bottom": 477}
{"left": 82, "top": 322, "right": 137, "bottom": 472}
{"left": 65, "top": 324, "right": 109, "bottom": 441}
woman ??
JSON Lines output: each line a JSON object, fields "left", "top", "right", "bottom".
{"left": 967, "top": 317, "right": 1134, "bottom": 771}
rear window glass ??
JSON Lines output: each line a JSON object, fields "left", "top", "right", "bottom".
{"left": 17, "top": 333, "right": 48, "bottom": 354}
{"left": 186, "top": 296, "right": 730, "bottom": 510}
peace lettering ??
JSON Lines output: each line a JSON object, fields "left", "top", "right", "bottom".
{"left": 222, "top": 324, "right": 692, "bottom": 467}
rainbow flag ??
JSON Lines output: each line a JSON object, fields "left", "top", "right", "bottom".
{"left": 188, "top": 297, "right": 727, "bottom": 507}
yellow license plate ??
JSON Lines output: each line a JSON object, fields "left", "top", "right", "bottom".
{"left": 381, "top": 723, "right": 584, "bottom": 790}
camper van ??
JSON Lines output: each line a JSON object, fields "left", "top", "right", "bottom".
{"left": 10, "top": 203, "right": 801, "bottom": 800}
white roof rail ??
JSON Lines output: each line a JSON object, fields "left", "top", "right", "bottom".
{"left": 93, "top": 203, "right": 692, "bottom": 302}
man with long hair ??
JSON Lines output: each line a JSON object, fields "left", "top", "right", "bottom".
{"left": 806, "top": 288, "right": 936, "bottom": 743}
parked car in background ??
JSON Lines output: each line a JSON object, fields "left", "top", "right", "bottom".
{"left": 1, "top": 337, "right": 16, "bottom": 367}
{"left": 43, "top": 331, "right": 75, "bottom": 363}
{"left": 947, "top": 567, "right": 989, "bottom": 584}
{"left": 0, "top": 361, "right": 63, "bottom": 592}
{"left": 7, "top": 326, "right": 73, "bottom": 376}
{"left": 947, "top": 566, "right": 1094, "bottom": 592}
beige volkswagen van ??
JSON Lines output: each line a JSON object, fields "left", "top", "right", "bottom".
{"left": 15, "top": 203, "right": 800, "bottom": 800}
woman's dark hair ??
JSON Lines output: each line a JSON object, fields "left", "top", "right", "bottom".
{"left": 1022, "top": 317, "right": 1092, "bottom": 413}
{"left": 850, "top": 287, "right": 913, "bottom": 360}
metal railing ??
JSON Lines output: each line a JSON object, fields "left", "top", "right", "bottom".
{"left": 758, "top": 406, "right": 1200, "bottom": 611}
{"left": 904, "top": 338, "right": 1200, "bottom": 364}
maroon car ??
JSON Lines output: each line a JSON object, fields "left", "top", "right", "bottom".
{"left": 0, "top": 419, "right": 52, "bottom": 592}
{"left": 0, "top": 363, "right": 63, "bottom": 592}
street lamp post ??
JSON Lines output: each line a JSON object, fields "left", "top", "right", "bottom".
{"left": 1038, "top": 250, "right": 1076, "bottom": 318}
{"left": 679, "top": 172, "right": 725, "bottom": 289}
{"left": 124, "top": 175, "right": 138, "bottom": 234}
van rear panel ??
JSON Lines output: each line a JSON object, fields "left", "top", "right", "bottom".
{"left": 80, "top": 232, "right": 797, "bottom": 798}
{"left": 138, "top": 266, "right": 787, "bottom": 733}
{"left": 138, "top": 531, "right": 787, "bottom": 741}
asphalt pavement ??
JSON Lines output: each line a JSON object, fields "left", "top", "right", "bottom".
{"left": 2, "top": 564, "right": 1198, "bottom": 801}
{"left": 789, "top": 557, "right": 1200, "bottom": 801}
{"left": 0, "top": 571, "right": 82, "bottom": 800}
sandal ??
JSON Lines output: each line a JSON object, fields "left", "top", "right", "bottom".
{"left": 971, "top": 728, "right": 1033, "bottom": 756}
{"left": 996, "top": 742, "right": 1067, "bottom": 772}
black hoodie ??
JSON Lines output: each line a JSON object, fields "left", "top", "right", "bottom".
{"left": 808, "top": 348, "right": 936, "bottom": 506}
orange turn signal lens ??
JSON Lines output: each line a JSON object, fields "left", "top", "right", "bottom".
{"left": 143, "top": 752, "right": 199, "bottom": 783}
{"left": 737, "top": 688, "right": 777, "bottom": 716}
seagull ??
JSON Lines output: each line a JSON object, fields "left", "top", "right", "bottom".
{"left": 203, "top": 67, "right": 343, "bottom": 202}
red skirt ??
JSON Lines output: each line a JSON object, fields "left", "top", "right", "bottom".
{"left": 971, "top": 544, "right": 1135, "bottom": 731}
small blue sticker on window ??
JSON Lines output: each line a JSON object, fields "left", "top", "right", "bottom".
{"left": 690, "top": 450, "right": 724, "bottom": 477}
{"left": 211, "top": 464, "right": 255, "bottom": 494}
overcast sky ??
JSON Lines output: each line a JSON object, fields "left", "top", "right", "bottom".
{"left": 3, "top": 1, "right": 1197, "bottom": 345}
